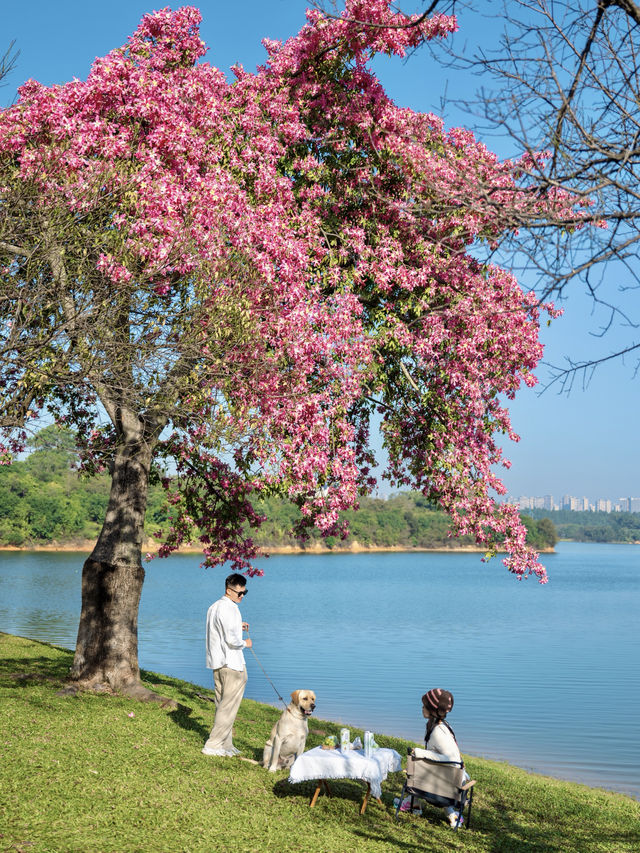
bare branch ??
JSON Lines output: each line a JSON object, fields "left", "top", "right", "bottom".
{"left": 542, "top": 340, "right": 640, "bottom": 393}
{"left": 412, "top": 0, "right": 640, "bottom": 376}
{"left": 0, "top": 41, "right": 19, "bottom": 87}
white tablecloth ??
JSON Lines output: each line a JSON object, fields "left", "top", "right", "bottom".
{"left": 288, "top": 746, "right": 402, "bottom": 799}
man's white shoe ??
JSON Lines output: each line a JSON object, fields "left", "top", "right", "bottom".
{"left": 201, "top": 746, "right": 234, "bottom": 757}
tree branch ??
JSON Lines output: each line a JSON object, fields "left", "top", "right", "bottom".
{"left": 0, "top": 240, "right": 29, "bottom": 257}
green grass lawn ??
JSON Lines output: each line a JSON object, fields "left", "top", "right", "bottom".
{"left": 1, "top": 632, "right": 638, "bottom": 853}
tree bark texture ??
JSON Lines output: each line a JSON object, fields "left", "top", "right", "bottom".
{"left": 70, "top": 431, "right": 153, "bottom": 696}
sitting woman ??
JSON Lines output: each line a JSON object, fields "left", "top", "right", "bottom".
{"left": 411, "top": 688, "right": 468, "bottom": 828}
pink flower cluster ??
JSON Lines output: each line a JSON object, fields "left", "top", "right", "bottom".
{"left": 0, "top": 3, "right": 587, "bottom": 580}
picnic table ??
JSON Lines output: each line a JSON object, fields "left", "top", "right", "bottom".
{"left": 288, "top": 745, "right": 402, "bottom": 814}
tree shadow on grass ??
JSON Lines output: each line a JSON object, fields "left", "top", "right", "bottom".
{"left": 351, "top": 825, "right": 449, "bottom": 853}
{"left": 166, "top": 705, "right": 208, "bottom": 738}
{"left": 272, "top": 776, "right": 378, "bottom": 811}
{"left": 141, "top": 670, "right": 220, "bottom": 704}
{"left": 475, "top": 801, "right": 640, "bottom": 853}
{"left": 0, "top": 653, "right": 71, "bottom": 687}
{"left": 352, "top": 798, "right": 640, "bottom": 853}
{"left": 139, "top": 668, "right": 204, "bottom": 699}
{"left": 271, "top": 779, "right": 453, "bottom": 852}
{"left": 353, "top": 801, "right": 492, "bottom": 853}
{"left": 139, "top": 674, "right": 216, "bottom": 739}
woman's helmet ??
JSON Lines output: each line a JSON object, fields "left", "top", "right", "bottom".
{"left": 422, "top": 688, "right": 454, "bottom": 717}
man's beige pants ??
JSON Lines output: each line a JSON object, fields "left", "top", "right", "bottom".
{"left": 203, "top": 666, "right": 247, "bottom": 753}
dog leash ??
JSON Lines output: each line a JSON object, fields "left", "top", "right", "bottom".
{"left": 247, "top": 636, "right": 288, "bottom": 710}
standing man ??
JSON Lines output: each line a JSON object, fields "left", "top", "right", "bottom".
{"left": 202, "top": 573, "right": 252, "bottom": 757}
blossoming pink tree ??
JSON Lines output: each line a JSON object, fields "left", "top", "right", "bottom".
{"left": 0, "top": 3, "right": 579, "bottom": 695}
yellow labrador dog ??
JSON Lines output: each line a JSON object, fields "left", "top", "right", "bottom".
{"left": 262, "top": 690, "right": 316, "bottom": 772}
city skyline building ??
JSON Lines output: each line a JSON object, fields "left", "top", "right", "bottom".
{"left": 507, "top": 492, "right": 639, "bottom": 513}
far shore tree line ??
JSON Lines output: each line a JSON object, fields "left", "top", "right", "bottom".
{"left": 1, "top": 425, "right": 617, "bottom": 552}
{"left": 524, "top": 508, "right": 640, "bottom": 547}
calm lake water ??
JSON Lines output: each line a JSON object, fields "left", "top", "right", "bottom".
{"left": 1, "top": 542, "right": 638, "bottom": 799}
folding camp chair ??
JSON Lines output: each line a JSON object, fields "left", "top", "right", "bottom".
{"left": 395, "top": 749, "right": 476, "bottom": 831}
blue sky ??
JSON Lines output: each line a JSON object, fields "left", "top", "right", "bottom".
{"left": 3, "top": 1, "right": 638, "bottom": 501}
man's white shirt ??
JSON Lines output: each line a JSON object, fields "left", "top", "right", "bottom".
{"left": 205, "top": 595, "right": 246, "bottom": 671}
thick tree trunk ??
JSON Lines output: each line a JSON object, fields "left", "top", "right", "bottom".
{"left": 71, "top": 556, "right": 146, "bottom": 693}
{"left": 69, "top": 426, "right": 160, "bottom": 700}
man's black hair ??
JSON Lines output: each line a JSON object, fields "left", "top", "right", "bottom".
{"left": 225, "top": 572, "right": 246, "bottom": 589}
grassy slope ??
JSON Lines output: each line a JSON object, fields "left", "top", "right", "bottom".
{"left": 1, "top": 634, "right": 638, "bottom": 853}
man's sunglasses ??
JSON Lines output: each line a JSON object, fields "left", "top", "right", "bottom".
{"left": 230, "top": 588, "right": 248, "bottom": 597}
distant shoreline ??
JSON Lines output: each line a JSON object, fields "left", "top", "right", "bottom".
{"left": 0, "top": 539, "right": 556, "bottom": 555}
